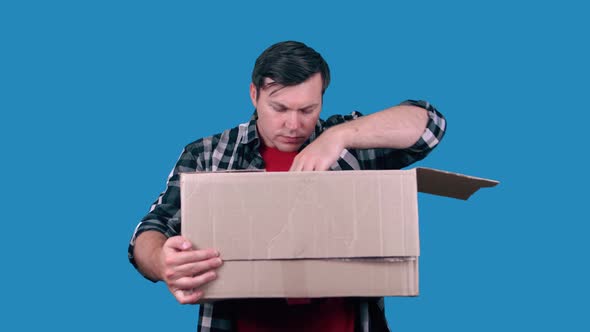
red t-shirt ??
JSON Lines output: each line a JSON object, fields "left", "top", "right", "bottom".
{"left": 234, "top": 143, "right": 355, "bottom": 332}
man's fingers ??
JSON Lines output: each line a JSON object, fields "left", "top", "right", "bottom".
{"left": 181, "top": 257, "right": 223, "bottom": 275}
{"left": 290, "top": 156, "right": 313, "bottom": 172}
{"left": 166, "top": 261, "right": 221, "bottom": 304}
{"left": 165, "top": 248, "right": 220, "bottom": 266}
{"left": 302, "top": 163, "right": 315, "bottom": 171}
{"left": 171, "top": 271, "right": 218, "bottom": 290}
{"left": 289, "top": 159, "right": 302, "bottom": 171}
{"left": 290, "top": 150, "right": 337, "bottom": 172}
{"left": 316, "top": 159, "right": 332, "bottom": 171}
{"left": 165, "top": 257, "right": 223, "bottom": 280}
{"left": 173, "top": 288, "right": 204, "bottom": 304}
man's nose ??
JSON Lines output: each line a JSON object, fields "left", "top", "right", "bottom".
{"left": 285, "top": 111, "right": 300, "bottom": 130}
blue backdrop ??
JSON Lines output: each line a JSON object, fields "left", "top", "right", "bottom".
{"left": 1, "top": 1, "right": 588, "bottom": 331}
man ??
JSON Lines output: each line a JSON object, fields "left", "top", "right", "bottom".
{"left": 129, "top": 41, "right": 446, "bottom": 331}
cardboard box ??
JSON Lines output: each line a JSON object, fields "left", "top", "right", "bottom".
{"left": 180, "top": 168, "right": 497, "bottom": 300}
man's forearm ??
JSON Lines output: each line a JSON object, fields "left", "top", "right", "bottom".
{"left": 331, "top": 105, "right": 429, "bottom": 150}
{"left": 133, "top": 230, "right": 167, "bottom": 282}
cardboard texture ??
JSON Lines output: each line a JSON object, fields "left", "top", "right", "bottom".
{"left": 180, "top": 168, "right": 498, "bottom": 300}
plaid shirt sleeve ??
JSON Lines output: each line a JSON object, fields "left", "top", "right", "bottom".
{"left": 324, "top": 99, "right": 446, "bottom": 170}
{"left": 128, "top": 131, "right": 240, "bottom": 331}
{"left": 127, "top": 140, "right": 205, "bottom": 279}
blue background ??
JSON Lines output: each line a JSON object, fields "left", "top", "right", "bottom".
{"left": 1, "top": 0, "right": 588, "bottom": 331}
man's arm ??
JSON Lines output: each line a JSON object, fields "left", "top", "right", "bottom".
{"left": 290, "top": 102, "right": 441, "bottom": 171}
{"left": 134, "top": 231, "right": 167, "bottom": 281}
{"left": 334, "top": 104, "right": 429, "bottom": 149}
{"left": 129, "top": 143, "right": 223, "bottom": 304}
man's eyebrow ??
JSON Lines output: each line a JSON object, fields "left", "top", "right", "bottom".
{"left": 269, "top": 101, "right": 319, "bottom": 111}
{"left": 269, "top": 101, "right": 288, "bottom": 109}
{"left": 300, "top": 103, "right": 319, "bottom": 110}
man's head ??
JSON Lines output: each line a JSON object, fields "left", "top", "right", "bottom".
{"left": 250, "top": 41, "right": 330, "bottom": 152}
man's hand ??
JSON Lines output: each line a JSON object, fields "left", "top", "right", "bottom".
{"left": 134, "top": 231, "right": 222, "bottom": 304}
{"left": 290, "top": 104, "right": 429, "bottom": 172}
{"left": 289, "top": 128, "right": 346, "bottom": 171}
{"left": 159, "top": 236, "right": 223, "bottom": 304}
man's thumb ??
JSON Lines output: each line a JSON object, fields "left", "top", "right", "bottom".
{"left": 165, "top": 235, "right": 192, "bottom": 251}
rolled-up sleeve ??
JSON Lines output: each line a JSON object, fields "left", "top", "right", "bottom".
{"left": 127, "top": 145, "right": 199, "bottom": 275}
{"left": 401, "top": 99, "right": 446, "bottom": 153}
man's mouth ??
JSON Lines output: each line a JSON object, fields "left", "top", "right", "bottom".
{"left": 279, "top": 136, "right": 304, "bottom": 144}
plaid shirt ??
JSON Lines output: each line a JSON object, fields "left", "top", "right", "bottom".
{"left": 129, "top": 100, "right": 446, "bottom": 332}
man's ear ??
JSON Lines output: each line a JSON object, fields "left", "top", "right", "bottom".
{"left": 249, "top": 83, "right": 257, "bottom": 108}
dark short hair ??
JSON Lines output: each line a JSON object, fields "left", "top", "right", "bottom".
{"left": 252, "top": 41, "right": 330, "bottom": 98}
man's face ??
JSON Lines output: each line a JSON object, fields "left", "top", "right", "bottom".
{"left": 250, "top": 73, "right": 323, "bottom": 152}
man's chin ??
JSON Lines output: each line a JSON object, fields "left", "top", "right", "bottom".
{"left": 275, "top": 142, "right": 302, "bottom": 152}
